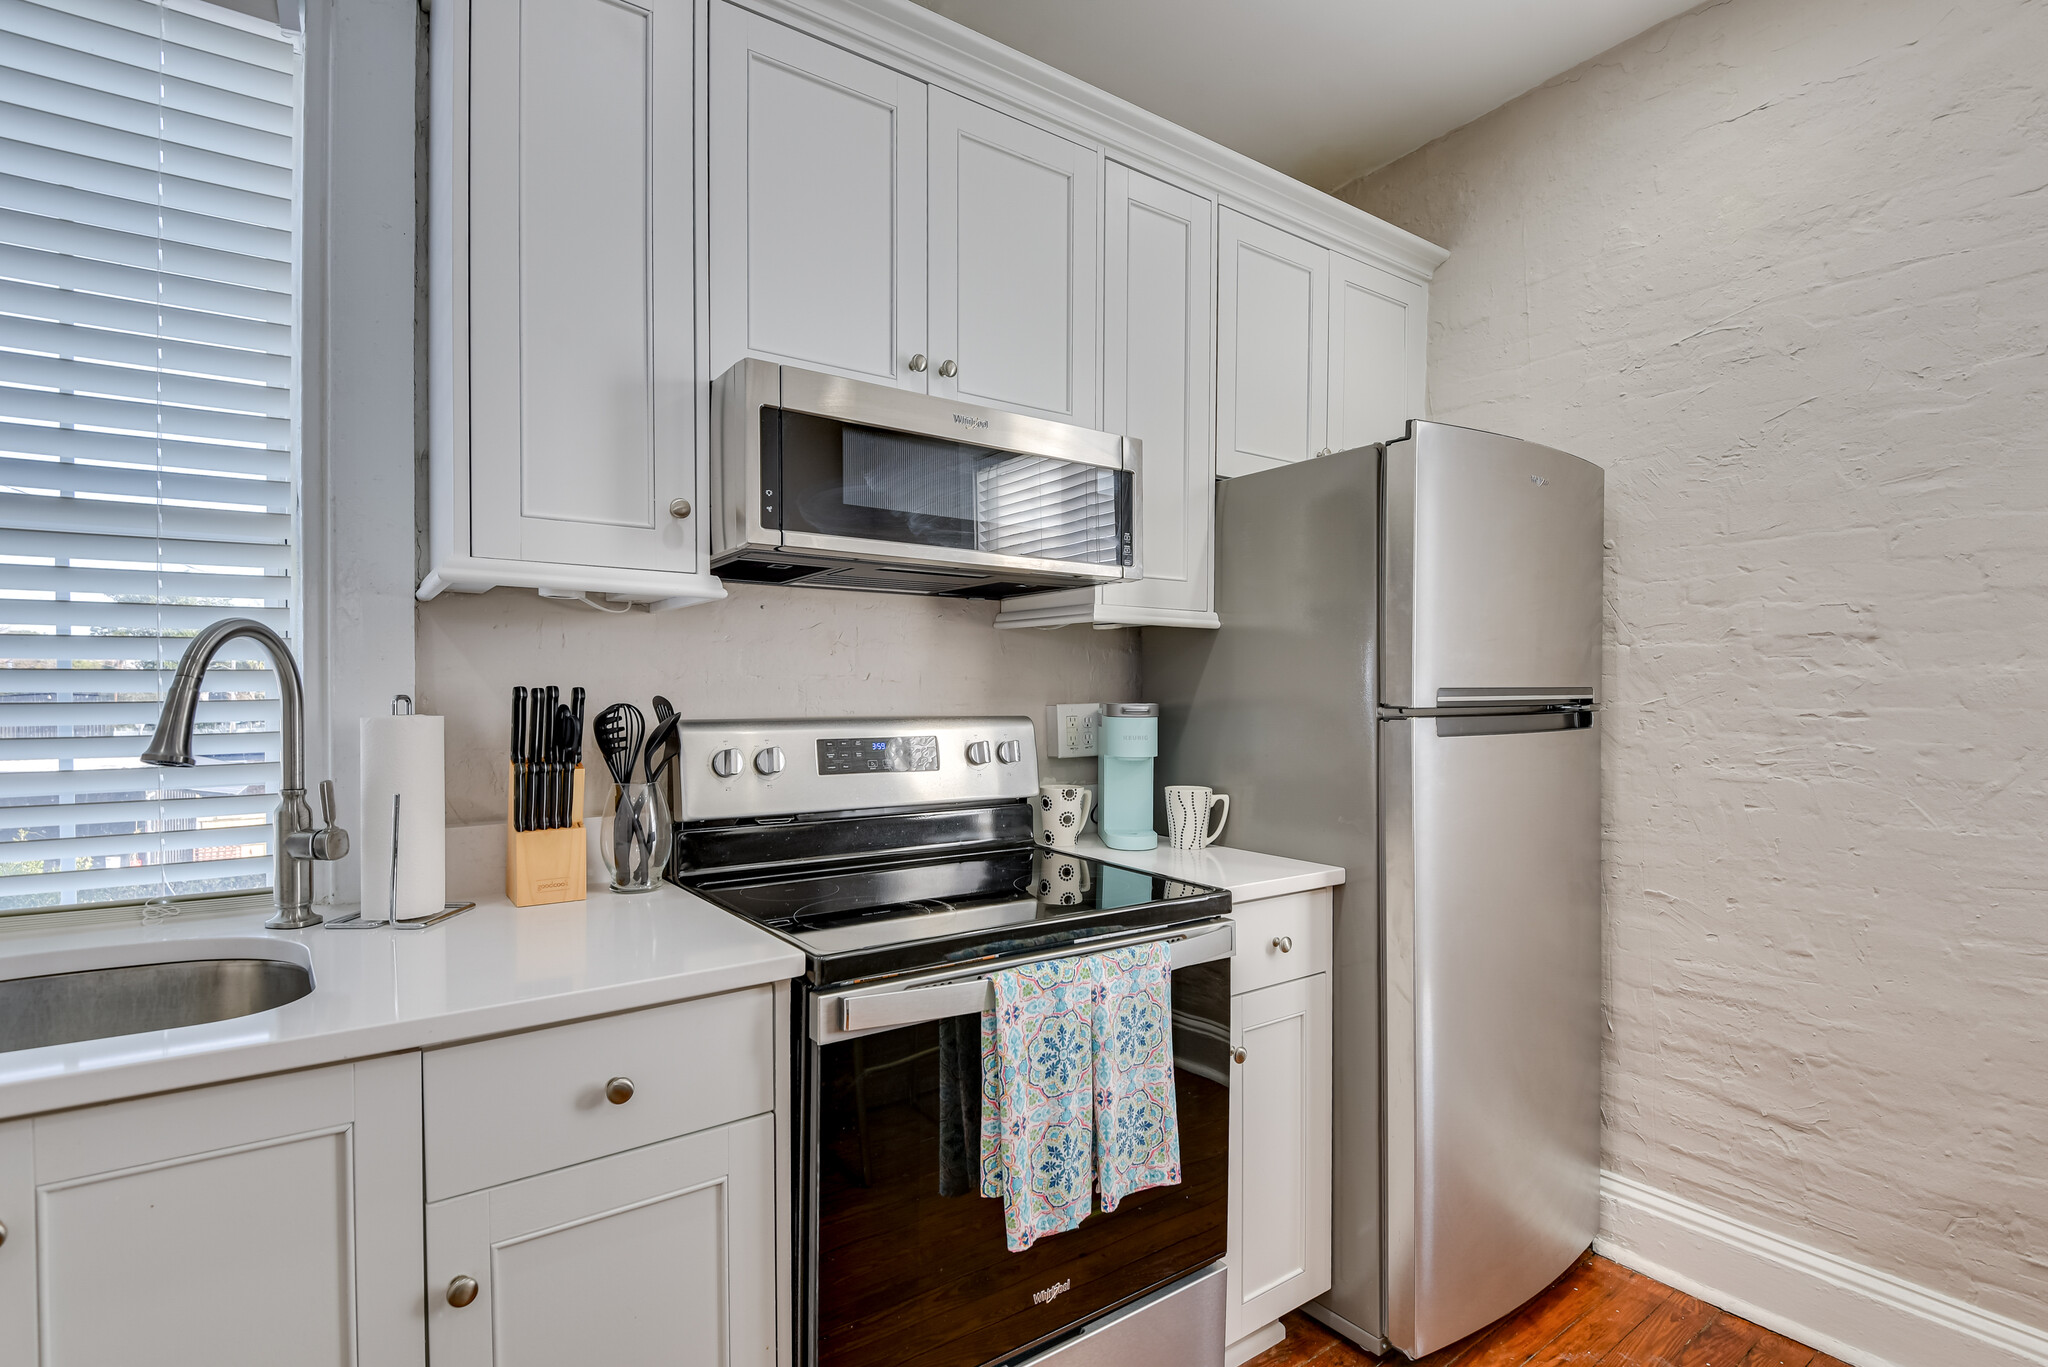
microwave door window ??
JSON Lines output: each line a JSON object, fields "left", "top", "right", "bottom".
{"left": 773, "top": 409, "right": 1127, "bottom": 565}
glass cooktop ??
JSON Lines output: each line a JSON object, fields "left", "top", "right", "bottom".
{"left": 680, "top": 844, "right": 1225, "bottom": 986}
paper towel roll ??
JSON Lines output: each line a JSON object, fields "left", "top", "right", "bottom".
{"left": 360, "top": 711, "right": 445, "bottom": 922}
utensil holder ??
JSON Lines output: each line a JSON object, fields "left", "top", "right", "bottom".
{"left": 505, "top": 762, "right": 587, "bottom": 906}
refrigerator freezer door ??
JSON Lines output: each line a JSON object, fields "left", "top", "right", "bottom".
{"left": 1381, "top": 422, "right": 1604, "bottom": 709}
{"left": 1382, "top": 712, "right": 1601, "bottom": 1357}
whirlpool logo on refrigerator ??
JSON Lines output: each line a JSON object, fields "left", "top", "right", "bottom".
{"left": 1031, "top": 1279, "right": 1071, "bottom": 1306}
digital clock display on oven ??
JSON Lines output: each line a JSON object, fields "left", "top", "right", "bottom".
{"left": 816, "top": 734, "right": 940, "bottom": 775}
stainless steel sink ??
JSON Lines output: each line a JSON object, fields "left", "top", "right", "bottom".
{"left": 0, "top": 958, "right": 314, "bottom": 1053}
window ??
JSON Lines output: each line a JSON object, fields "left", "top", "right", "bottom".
{"left": 0, "top": 0, "right": 303, "bottom": 911}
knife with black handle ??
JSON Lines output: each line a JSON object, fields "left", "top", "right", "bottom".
{"left": 511, "top": 686, "right": 528, "bottom": 831}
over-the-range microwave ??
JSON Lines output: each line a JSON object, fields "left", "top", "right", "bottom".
{"left": 711, "top": 358, "right": 1141, "bottom": 596}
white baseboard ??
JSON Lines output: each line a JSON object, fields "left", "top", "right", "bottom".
{"left": 1598, "top": 1171, "right": 2048, "bottom": 1367}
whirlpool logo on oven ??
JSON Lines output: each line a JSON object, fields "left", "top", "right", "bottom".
{"left": 1032, "top": 1279, "right": 1071, "bottom": 1306}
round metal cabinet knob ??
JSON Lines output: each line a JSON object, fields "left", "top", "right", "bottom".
{"left": 446, "top": 1275, "right": 479, "bottom": 1309}
{"left": 0, "top": 1217, "right": 7, "bottom": 1248}
{"left": 754, "top": 746, "right": 785, "bottom": 776}
{"left": 964, "top": 740, "right": 992, "bottom": 766}
{"left": 937, "top": 359, "right": 958, "bottom": 378}
{"left": 908, "top": 354, "right": 928, "bottom": 373}
{"left": 995, "top": 739, "right": 1022, "bottom": 765}
{"left": 711, "top": 747, "right": 743, "bottom": 779}
{"left": 1230, "top": 1046, "right": 1247, "bottom": 1065}
{"left": 605, "top": 1076, "right": 635, "bottom": 1105}
{"left": 1315, "top": 447, "right": 1333, "bottom": 458}
{"left": 668, "top": 498, "right": 692, "bottom": 519}
{"left": 1272, "top": 936, "right": 1293, "bottom": 953}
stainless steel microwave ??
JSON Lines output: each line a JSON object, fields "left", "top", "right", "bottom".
{"left": 711, "top": 359, "right": 1140, "bottom": 596}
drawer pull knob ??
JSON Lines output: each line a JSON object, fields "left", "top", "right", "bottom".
{"left": 605, "top": 1076, "right": 635, "bottom": 1105}
{"left": 0, "top": 1217, "right": 7, "bottom": 1248}
{"left": 447, "top": 1275, "right": 479, "bottom": 1308}
{"left": 1230, "top": 1046, "right": 1247, "bottom": 1065}
{"left": 1272, "top": 935, "right": 1293, "bottom": 953}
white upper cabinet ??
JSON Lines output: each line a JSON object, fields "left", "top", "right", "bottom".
{"left": 927, "top": 90, "right": 1100, "bottom": 425}
{"left": 708, "top": 2, "right": 927, "bottom": 388}
{"left": 1328, "top": 250, "right": 1428, "bottom": 453}
{"left": 996, "top": 162, "right": 1214, "bottom": 629}
{"left": 1217, "top": 208, "right": 1328, "bottom": 478}
{"left": 425, "top": 0, "right": 714, "bottom": 608}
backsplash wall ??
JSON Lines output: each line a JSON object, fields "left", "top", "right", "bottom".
{"left": 1342, "top": 0, "right": 2048, "bottom": 1326}
{"left": 417, "top": 585, "right": 1138, "bottom": 825}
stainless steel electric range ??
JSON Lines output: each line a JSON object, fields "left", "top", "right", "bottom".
{"left": 666, "top": 717, "right": 1233, "bottom": 1367}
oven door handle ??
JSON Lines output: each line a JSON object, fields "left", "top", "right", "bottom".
{"left": 820, "top": 922, "right": 1235, "bottom": 1039}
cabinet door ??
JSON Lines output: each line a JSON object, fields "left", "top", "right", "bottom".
{"left": 1227, "top": 973, "right": 1333, "bottom": 1345}
{"left": 25, "top": 1057, "right": 424, "bottom": 1367}
{"left": 1216, "top": 209, "right": 1327, "bottom": 478}
{"left": 428, "top": 1115, "right": 775, "bottom": 1367}
{"left": 1100, "top": 162, "right": 1215, "bottom": 621}
{"left": 928, "top": 88, "right": 1100, "bottom": 425}
{"left": 708, "top": 2, "right": 927, "bottom": 388}
{"left": 1328, "top": 251, "right": 1428, "bottom": 453}
{"left": 0, "top": 1119, "right": 29, "bottom": 1366}
{"left": 467, "top": 0, "right": 697, "bottom": 572}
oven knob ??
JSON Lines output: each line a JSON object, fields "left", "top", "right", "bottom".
{"left": 965, "top": 740, "right": 992, "bottom": 766}
{"left": 711, "top": 747, "right": 743, "bottom": 778}
{"left": 995, "top": 739, "right": 1022, "bottom": 765}
{"left": 754, "top": 746, "right": 785, "bottom": 776}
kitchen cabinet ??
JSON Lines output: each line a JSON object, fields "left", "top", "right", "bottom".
{"left": 1225, "top": 888, "right": 1335, "bottom": 1363}
{"left": 423, "top": 0, "right": 720, "bottom": 609}
{"left": 427, "top": 1116, "right": 776, "bottom": 1367}
{"left": 927, "top": 88, "right": 1100, "bottom": 425}
{"left": 707, "top": 1, "right": 927, "bottom": 389}
{"left": 0, "top": 1057, "right": 425, "bottom": 1367}
{"left": 1217, "top": 210, "right": 1428, "bottom": 478}
{"left": 709, "top": 7, "right": 1099, "bottom": 427}
{"left": 995, "top": 161, "right": 1217, "bottom": 629}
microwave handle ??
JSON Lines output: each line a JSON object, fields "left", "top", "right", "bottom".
{"left": 820, "top": 922, "right": 1235, "bottom": 1039}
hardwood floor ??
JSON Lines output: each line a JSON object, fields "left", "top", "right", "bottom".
{"left": 1244, "top": 1253, "right": 1851, "bottom": 1367}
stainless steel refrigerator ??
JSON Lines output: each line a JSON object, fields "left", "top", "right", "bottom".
{"left": 1143, "top": 421, "right": 1603, "bottom": 1358}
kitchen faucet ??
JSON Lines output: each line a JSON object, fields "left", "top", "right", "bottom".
{"left": 142, "top": 617, "right": 349, "bottom": 929}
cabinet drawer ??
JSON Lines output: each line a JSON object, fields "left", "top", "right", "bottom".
{"left": 423, "top": 987, "right": 774, "bottom": 1200}
{"left": 1231, "top": 890, "right": 1332, "bottom": 994}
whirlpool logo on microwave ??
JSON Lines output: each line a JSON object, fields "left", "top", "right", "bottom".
{"left": 1032, "top": 1279, "right": 1071, "bottom": 1306}
{"left": 953, "top": 413, "right": 990, "bottom": 430}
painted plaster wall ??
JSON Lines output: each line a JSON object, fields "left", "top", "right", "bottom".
{"left": 417, "top": 587, "right": 1137, "bottom": 825}
{"left": 1341, "top": 0, "right": 2048, "bottom": 1326}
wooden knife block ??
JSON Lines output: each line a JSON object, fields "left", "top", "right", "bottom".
{"left": 505, "top": 762, "right": 587, "bottom": 907}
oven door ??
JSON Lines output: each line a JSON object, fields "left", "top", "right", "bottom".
{"left": 803, "top": 928, "right": 1233, "bottom": 1367}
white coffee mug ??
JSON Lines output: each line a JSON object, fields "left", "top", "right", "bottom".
{"left": 1034, "top": 783, "right": 1094, "bottom": 849}
{"left": 1032, "top": 849, "right": 1094, "bottom": 904}
{"left": 1164, "top": 785, "right": 1229, "bottom": 851}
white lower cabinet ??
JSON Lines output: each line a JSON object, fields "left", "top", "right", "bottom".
{"left": 1225, "top": 890, "right": 1335, "bottom": 1357}
{"left": 427, "top": 1115, "right": 776, "bottom": 1367}
{"left": 0, "top": 1056, "right": 426, "bottom": 1367}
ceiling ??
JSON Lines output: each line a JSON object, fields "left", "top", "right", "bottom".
{"left": 909, "top": 0, "right": 1702, "bottom": 190}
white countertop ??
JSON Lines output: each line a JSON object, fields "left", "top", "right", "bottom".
{"left": 0, "top": 882, "right": 804, "bottom": 1121}
{"left": 1073, "top": 835, "right": 1344, "bottom": 901}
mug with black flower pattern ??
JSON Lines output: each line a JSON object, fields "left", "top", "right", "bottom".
{"left": 1033, "top": 782, "right": 1093, "bottom": 850}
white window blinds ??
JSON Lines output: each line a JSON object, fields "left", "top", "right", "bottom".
{"left": 0, "top": 0, "right": 302, "bottom": 911}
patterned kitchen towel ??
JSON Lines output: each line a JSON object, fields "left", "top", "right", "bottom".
{"left": 1089, "top": 941, "right": 1181, "bottom": 1210}
{"left": 979, "top": 955, "right": 1097, "bottom": 1251}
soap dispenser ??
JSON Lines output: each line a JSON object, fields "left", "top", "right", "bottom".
{"left": 1096, "top": 703, "right": 1159, "bottom": 851}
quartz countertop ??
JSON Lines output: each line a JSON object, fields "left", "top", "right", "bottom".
{"left": 1073, "top": 835, "right": 1344, "bottom": 902}
{"left": 0, "top": 881, "right": 804, "bottom": 1121}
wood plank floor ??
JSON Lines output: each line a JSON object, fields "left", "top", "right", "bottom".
{"left": 1245, "top": 1252, "right": 1850, "bottom": 1367}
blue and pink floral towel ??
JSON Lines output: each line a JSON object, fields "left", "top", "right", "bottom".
{"left": 978, "top": 942, "right": 1181, "bottom": 1252}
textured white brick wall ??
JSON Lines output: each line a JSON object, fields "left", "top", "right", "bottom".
{"left": 1343, "top": 0, "right": 2048, "bottom": 1326}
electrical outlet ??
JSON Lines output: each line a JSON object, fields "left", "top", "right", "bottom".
{"left": 1046, "top": 704, "right": 1101, "bottom": 758}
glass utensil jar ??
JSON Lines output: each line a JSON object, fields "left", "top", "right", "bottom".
{"left": 601, "top": 781, "right": 670, "bottom": 893}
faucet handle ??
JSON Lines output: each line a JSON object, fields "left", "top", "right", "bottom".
{"left": 305, "top": 778, "right": 349, "bottom": 861}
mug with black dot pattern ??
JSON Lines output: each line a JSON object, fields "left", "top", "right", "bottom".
{"left": 1033, "top": 783, "right": 1094, "bottom": 850}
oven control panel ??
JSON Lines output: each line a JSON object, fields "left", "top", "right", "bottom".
{"left": 675, "top": 716, "right": 1037, "bottom": 822}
